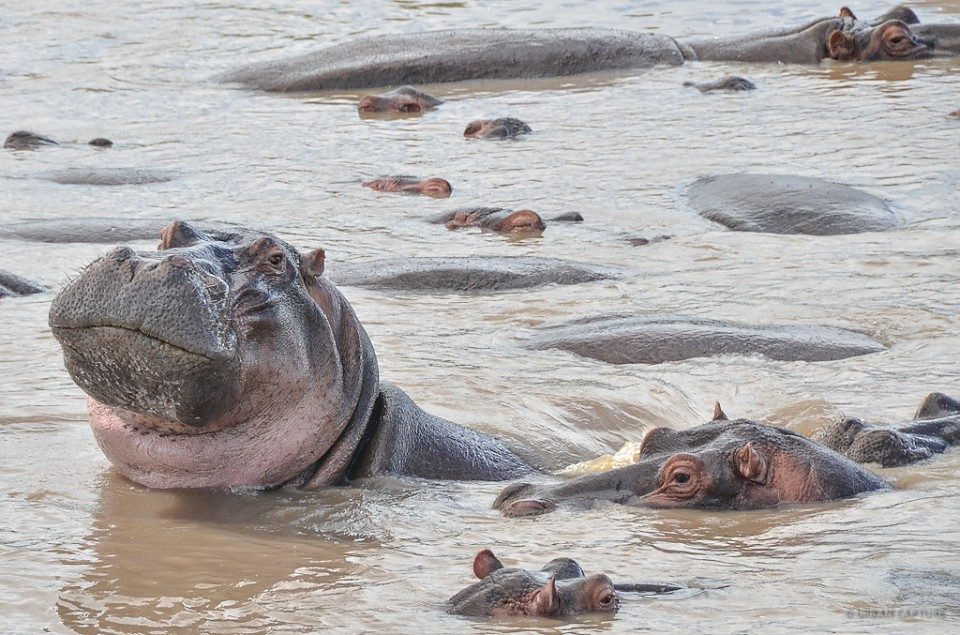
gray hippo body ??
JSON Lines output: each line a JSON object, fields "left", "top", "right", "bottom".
{"left": 329, "top": 256, "right": 616, "bottom": 292}
{"left": 0, "top": 218, "right": 236, "bottom": 244}
{"left": 219, "top": 7, "right": 951, "bottom": 92}
{"left": 49, "top": 222, "right": 533, "bottom": 489}
{"left": 0, "top": 270, "right": 43, "bottom": 298}
{"left": 39, "top": 168, "right": 173, "bottom": 186}
{"left": 816, "top": 393, "right": 960, "bottom": 467}
{"left": 529, "top": 316, "right": 885, "bottom": 365}
{"left": 687, "top": 174, "right": 897, "bottom": 235}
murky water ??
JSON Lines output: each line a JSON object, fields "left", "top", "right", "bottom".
{"left": 2, "top": 0, "right": 959, "bottom": 633}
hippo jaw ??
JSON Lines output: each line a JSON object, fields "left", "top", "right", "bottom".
{"left": 49, "top": 223, "right": 375, "bottom": 489}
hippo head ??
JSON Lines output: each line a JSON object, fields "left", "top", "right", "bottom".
{"left": 448, "top": 549, "right": 619, "bottom": 618}
{"left": 357, "top": 86, "right": 441, "bottom": 115}
{"left": 827, "top": 20, "right": 931, "bottom": 61}
{"left": 495, "top": 409, "right": 887, "bottom": 517}
{"left": 49, "top": 222, "right": 378, "bottom": 489}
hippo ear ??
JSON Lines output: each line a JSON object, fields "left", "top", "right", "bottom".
{"left": 732, "top": 442, "right": 767, "bottom": 483}
{"left": 839, "top": 6, "right": 857, "bottom": 20}
{"left": 159, "top": 221, "right": 206, "bottom": 250}
{"left": 827, "top": 29, "right": 858, "bottom": 60}
{"left": 301, "top": 248, "right": 325, "bottom": 280}
{"left": 915, "top": 393, "right": 960, "bottom": 420}
{"left": 531, "top": 576, "right": 561, "bottom": 617}
{"left": 712, "top": 402, "right": 729, "bottom": 421}
{"left": 472, "top": 549, "right": 503, "bottom": 580}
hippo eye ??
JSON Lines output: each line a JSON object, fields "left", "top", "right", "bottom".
{"left": 890, "top": 36, "right": 905, "bottom": 45}
{"left": 598, "top": 593, "right": 617, "bottom": 609}
{"left": 397, "top": 103, "right": 420, "bottom": 113}
{"left": 267, "top": 252, "right": 284, "bottom": 267}
{"left": 673, "top": 472, "right": 691, "bottom": 484}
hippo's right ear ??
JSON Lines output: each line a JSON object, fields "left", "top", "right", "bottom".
{"left": 712, "top": 402, "right": 729, "bottom": 421}
{"left": 301, "top": 248, "right": 325, "bottom": 281}
{"left": 839, "top": 6, "right": 857, "bottom": 20}
{"left": 472, "top": 549, "right": 503, "bottom": 580}
{"left": 159, "top": 221, "right": 206, "bottom": 250}
{"left": 827, "top": 29, "right": 858, "bottom": 60}
{"left": 531, "top": 576, "right": 561, "bottom": 617}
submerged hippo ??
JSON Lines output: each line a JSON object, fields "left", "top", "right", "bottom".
{"left": 683, "top": 76, "right": 756, "bottom": 93}
{"left": 38, "top": 168, "right": 173, "bottom": 186}
{"left": 0, "top": 218, "right": 234, "bottom": 244}
{"left": 49, "top": 223, "right": 534, "bottom": 489}
{"left": 529, "top": 316, "right": 885, "bottom": 365}
{"left": 362, "top": 176, "right": 452, "bottom": 198}
{"left": 494, "top": 409, "right": 889, "bottom": 517}
{"left": 816, "top": 393, "right": 960, "bottom": 467}
{"left": 218, "top": 7, "right": 957, "bottom": 92}
{"left": 357, "top": 86, "right": 442, "bottom": 114}
{"left": 463, "top": 118, "right": 532, "bottom": 139}
{"left": 0, "top": 270, "right": 43, "bottom": 298}
{"left": 328, "top": 256, "right": 617, "bottom": 292}
{"left": 4, "top": 130, "right": 112, "bottom": 150}
{"left": 428, "top": 207, "right": 546, "bottom": 236}
{"left": 686, "top": 174, "right": 898, "bottom": 235}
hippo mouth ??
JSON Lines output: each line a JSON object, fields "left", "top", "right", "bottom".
{"left": 52, "top": 323, "right": 241, "bottom": 428}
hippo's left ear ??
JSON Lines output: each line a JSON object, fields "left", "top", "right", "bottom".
{"left": 712, "top": 402, "right": 729, "bottom": 421}
{"left": 827, "top": 29, "right": 858, "bottom": 60}
{"left": 301, "top": 248, "right": 325, "bottom": 281}
{"left": 731, "top": 442, "right": 767, "bottom": 483}
{"left": 531, "top": 576, "right": 561, "bottom": 617}
{"left": 839, "top": 6, "right": 857, "bottom": 20}
{"left": 472, "top": 549, "right": 504, "bottom": 579}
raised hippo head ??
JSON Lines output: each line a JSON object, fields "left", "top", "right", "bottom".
{"left": 827, "top": 20, "right": 932, "bottom": 61}
{"left": 448, "top": 549, "right": 619, "bottom": 618}
{"left": 495, "top": 408, "right": 888, "bottom": 517}
{"left": 357, "top": 86, "right": 442, "bottom": 114}
{"left": 49, "top": 222, "right": 379, "bottom": 489}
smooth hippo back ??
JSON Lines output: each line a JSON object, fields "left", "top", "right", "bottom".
{"left": 0, "top": 218, "right": 239, "bottom": 244}
{"left": 39, "top": 168, "right": 174, "bottom": 186}
{"left": 0, "top": 270, "right": 43, "bottom": 298}
{"left": 529, "top": 315, "right": 885, "bottom": 364}
{"left": 687, "top": 174, "right": 897, "bottom": 235}
{"left": 219, "top": 28, "right": 684, "bottom": 91}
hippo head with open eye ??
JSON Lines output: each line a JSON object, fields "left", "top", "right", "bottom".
{"left": 448, "top": 549, "right": 619, "bottom": 618}
{"left": 357, "top": 86, "right": 442, "bottom": 114}
{"left": 827, "top": 20, "right": 931, "bottom": 61}
{"left": 494, "top": 407, "right": 888, "bottom": 517}
{"left": 48, "top": 221, "right": 377, "bottom": 489}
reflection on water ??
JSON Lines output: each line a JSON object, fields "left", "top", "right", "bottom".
{"left": 1, "top": 0, "right": 959, "bottom": 633}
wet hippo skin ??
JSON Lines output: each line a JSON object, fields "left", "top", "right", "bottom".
{"left": 0, "top": 270, "right": 43, "bottom": 298}
{"left": 0, "top": 218, "right": 239, "bottom": 244}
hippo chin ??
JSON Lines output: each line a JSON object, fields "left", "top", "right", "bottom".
{"left": 49, "top": 223, "right": 533, "bottom": 489}
{"left": 816, "top": 393, "right": 960, "bottom": 467}
{"left": 494, "top": 410, "right": 888, "bottom": 517}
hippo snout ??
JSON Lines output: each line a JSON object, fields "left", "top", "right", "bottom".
{"left": 492, "top": 481, "right": 555, "bottom": 517}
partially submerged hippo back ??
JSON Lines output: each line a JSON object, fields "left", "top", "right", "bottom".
{"left": 0, "top": 270, "right": 43, "bottom": 298}
{"left": 529, "top": 316, "right": 885, "bottom": 364}
{"left": 687, "top": 174, "right": 897, "bottom": 235}
{"left": 449, "top": 550, "right": 619, "bottom": 618}
{"left": 495, "top": 414, "right": 889, "bottom": 516}
{"left": 39, "top": 168, "right": 173, "bottom": 186}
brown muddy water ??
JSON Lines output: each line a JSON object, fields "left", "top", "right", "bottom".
{"left": 1, "top": 1, "right": 959, "bottom": 633}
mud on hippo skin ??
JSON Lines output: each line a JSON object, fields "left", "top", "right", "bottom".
{"left": 0, "top": 270, "right": 43, "bottom": 298}
{"left": 48, "top": 222, "right": 533, "bottom": 489}
{"left": 495, "top": 409, "right": 889, "bottom": 517}
{"left": 5, "top": 130, "right": 112, "bottom": 150}
{"left": 357, "top": 86, "right": 442, "bottom": 115}
{"left": 815, "top": 393, "right": 960, "bottom": 467}
{"left": 362, "top": 175, "right": 452, "bottom": 198}
{"left": 463, "top": 118, "right": 532, "bottom": 139}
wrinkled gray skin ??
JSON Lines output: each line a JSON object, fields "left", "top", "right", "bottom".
{"left": 529, "top": 316, "right": 885, "bottom": 365}
{"left": 218, "top": 7, "right": 956, "bottom": 92}
{"left": 39, "top": 168, "right": 173, "bottom": 186}
{"left": 449, "top": 550, "right": 624, "bottom": 618}
{"left": 357, "top": 86, "right": 442, "bottom": 114}
{"left": 4, "top": 130, "right": 112, "bottom": 150}
{"left": 683, "top": 76, "right": 756, "bottom": 93}
{"left": 463, "top": 118, "right": 532, "bottom": 139}
{"left": 495, "top": 415, "right": 889, "bottom": 517}
{"left": 0, "top": 218, "right": 235, "bottom": 244}
{"left": 328, "top": 257, "right": 617, "bottom": 292}
{"left": 816, "top": 393, "right": 960, "bottom": 467}
{"left": 0, "top": 270, "right": 43, "bottom": 298}
{"left": 49, "top": 222, "right": 532, "bottom": 489}
{"left": 687, "top": 174, "right": 897, "bottom": 235}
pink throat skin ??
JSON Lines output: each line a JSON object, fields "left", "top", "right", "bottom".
{"left": 87, "top": 391, "right": 345, "bottom": 489}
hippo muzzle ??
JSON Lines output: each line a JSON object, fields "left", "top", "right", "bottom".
{"left": 50, "top": 244, "right": 240, "bottom": 427}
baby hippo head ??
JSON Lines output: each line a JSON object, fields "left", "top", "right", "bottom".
{"left": 357, "top": 86, "right": 442, "bottom": 115}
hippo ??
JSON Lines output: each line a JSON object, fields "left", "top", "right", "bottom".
{"left": 686, "top": 174, "right": 898, "bottom": 235}
{"left": 4, "top": 130, "right": 113, "bottom": 150}
{"left": 0, "top": 218, "right": 236, "bottom": 244}
{"left": 528, "top": 316, "right": 885, "bottom": 365}
{"left": 362, "top": 176, "right": 452, "bottom": 198}
{"left": 463, "top": 118, "right": 532, "bottom": 140}
{"left": 625, "top": 234, "right": 671, "bottom": 247}
{"left": 0, "top": 270, "right": 43, "bottom": 298}
{"left": 38, "top": 168, "right": 173, "bottom": 186}
{"left": 428, "top": 207, "right": 545, "bottom": 236}
{"left": 328, "top": 256, "right": 617, "bottom": 292}
{"left": 357, "top": 86, "right": 442, "bottom": 114}
{"left": 48, "top": 223, "right": 535, "bottom": 489}
{"left": 950, "top": 110, "right": 960, "bottom": 119}
{"left": 494, "top": 409, "right": 889, "bottom": 517}
{"left": 683, "top": 76, "right": 756, "bottom": 93}
{"left": 815, "top": 393, "right": 960, "bottom": 467}
{"left": 449, "top": 549, "right": 680, "bottom": 618}
{"left": 217, "top": 7, "right": 957, "bottom": 92}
